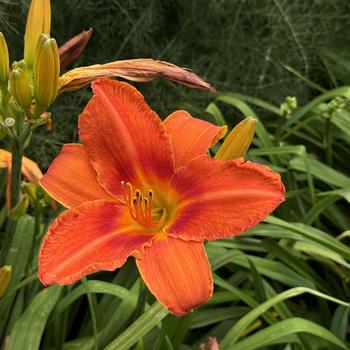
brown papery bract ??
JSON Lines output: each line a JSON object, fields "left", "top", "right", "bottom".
{"left": 59, "top": 29, "right": 93, "bottom": 69}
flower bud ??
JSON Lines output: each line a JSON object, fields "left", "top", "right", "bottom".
{"left": 0, "top": 32, "right": 9, "bottom": 85}
{"left": 0, "top": 265, "right": 11, "bottom": 297}
{"left": 24, "top": 0, "right": 51, "bottom": 70}
{"left": 12, "top": 59, "right": 28, "bottom": 71}
{"left": 33, "top": 34, "right": 60, "bottom": 115}
{"left": 215, "top": 117, "right": 256, "bottom": 160}
{"left": 8, "top": 195, "right": 29, "bottom": 220}
{"left": 22, "top": 182, "right": 38, "bottom": 202}
{"left": 9, "top": 68, "right": 33, "bottom": 110}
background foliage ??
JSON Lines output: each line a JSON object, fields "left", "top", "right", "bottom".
{"left": 0, "top": 1, "right": 349, "bottom": 349}
{"left": 1, "top": 0, "right": 350, "bottom": 166}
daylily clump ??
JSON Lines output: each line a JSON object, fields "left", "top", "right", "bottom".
{"left": 38, "top": 78, "right": 285, "bottom": 316}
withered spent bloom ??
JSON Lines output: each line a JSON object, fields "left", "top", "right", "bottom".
{"left": 58, "top": 58, "right": 216, "bottom": 93}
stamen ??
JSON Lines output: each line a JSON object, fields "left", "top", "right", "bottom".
{"left": 144, "top": 198, "right": 151, "bottom": 225}
{"left": 120, "top": 182, "right": 167, "bottom": 228}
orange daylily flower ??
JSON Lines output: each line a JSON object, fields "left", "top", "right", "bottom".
{"left": 0, "top": 149, "right": 43, "bottom": 207}
{"left": 38, "top": 78, "right": 285, "bottom": 316}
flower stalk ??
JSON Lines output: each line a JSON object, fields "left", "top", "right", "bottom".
{"left": 1, "top": 122, "right": 31, "bottom": 264}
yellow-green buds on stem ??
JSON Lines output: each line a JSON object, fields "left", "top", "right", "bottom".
{"left": 9, "top": 67, "right": 33, "bottom": 111}
{"left": 0, "top": 265, "right": 11, "bottom": 297}
{"left": 215, "top": 117, "right": 256, "bottom": 160}
{"left": 33, "top": 34, "right": 60, "bottom": 117}
{"left": 24, "top": 0, "right": 51, "bottom": 71}
{"left": 0, "top": 32, "right": 9, "bottom": 87}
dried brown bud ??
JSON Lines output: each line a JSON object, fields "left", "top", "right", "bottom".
{"left": 59, "top": 28, "right": 93, "bottom": 69}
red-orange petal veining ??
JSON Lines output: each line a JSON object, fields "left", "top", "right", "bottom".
{"left": 79, "top": 78, "right": 175, "bottom": 198}
{"left": 167, "top": 156, "right": 285, "bottom": 241}
{"left": 39, "top": 200, "right": 153, "bottom": 285}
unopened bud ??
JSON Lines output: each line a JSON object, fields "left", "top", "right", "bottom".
{"left": 8, "top": 195, "right": 29, "bottom": 220}
{"left": 24, "top": 0, "right": 51, "bottom": 70}
{"left": 9, "top": 68, "right": 33, "bottom": 110}
{"left": 0, "top": 32, "right": 9, "bottom": 85}
{"left": 22, "top": 182, "right": 38, "bottom": 202}
{"left": 280, "top": 96, "right": 297, "bottom": 117}
{"left": 215, "top": 117, "right": 256, "bottom": 160}
{"left": 33, "top": 34, "right": 60, "bottom": 116}
{"left": 12, "top": 59, "right": 28, "bottom": 72}
{"left": 0, "top": 265, "right": 11, "bottom": 297}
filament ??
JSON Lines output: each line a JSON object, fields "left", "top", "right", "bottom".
{"left": 121, "top": 181, "right": 166, "bottom": 228}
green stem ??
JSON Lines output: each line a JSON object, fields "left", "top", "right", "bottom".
{"left": 34, "top": 203, "right": 42, "bottom": 239}
{"left": 1, "top": 125, "right": 31, "bottom": 264}
{"left": 9, "top": 139, "right": 23, "bottom": 208}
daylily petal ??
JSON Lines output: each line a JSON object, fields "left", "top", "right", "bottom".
{"left": 21, "top": 155, "right": 43, "bottom": 184}
{"left": 0, "top": 148, "right": 43, "bottom": 208}
{"left": 136, "top": 236, "right": 213, "bottom": 316}
{"left": 0, "top": 149, "right": 9, "bottom": 168}
{"left": 39, "top": 200, "right": 153, "bottom": 285}
{"left": 58, "top": 59, "right": 215, "bottom": 93}
{"left": 79, "top": 78, "right": 175, "bottom": 196}
{"left": 0, "top": 149, "right": 43, "bottom": 183}
{"left": 164, "top": 110, "right": 227, "bottom": 168}
{"left": 40, "top": 144, "right": 114, "bottom": 208}
{"left": 167, "top": 156, "right": 285, "bottom": 241}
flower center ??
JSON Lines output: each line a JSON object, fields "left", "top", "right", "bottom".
{"left": 121, "top": 181, "right": 167, "bottom": 229}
